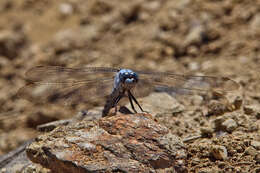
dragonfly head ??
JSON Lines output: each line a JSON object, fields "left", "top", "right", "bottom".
{"left": 119, "top": 69, "right": 139, "bottom": 90}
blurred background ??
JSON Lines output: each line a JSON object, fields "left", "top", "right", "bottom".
{"left": 0, "top": 0, "right": 260, "bottom": 171}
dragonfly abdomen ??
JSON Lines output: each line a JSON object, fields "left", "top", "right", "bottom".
{"left": 102, "top": 89, "right": 124, "bottom": 116}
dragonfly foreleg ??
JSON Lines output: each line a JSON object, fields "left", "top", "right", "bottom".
{"left": 127, "top": 91, "right": 137, "bottom": 113}
{"left": 128, "top": 90, "right": 144, "bottom": 112}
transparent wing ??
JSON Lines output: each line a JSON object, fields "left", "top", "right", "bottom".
{"left": 18, "top": 66, "right": 119, "bottom": 105}
{"left": 25, "top": 66, "right": 119, "bottom": 82}
{"left": 133, "top": 70, "right": 239, "bottom": 97}
{"left": 17, "top": 78, "right": 114, "bottom": 105}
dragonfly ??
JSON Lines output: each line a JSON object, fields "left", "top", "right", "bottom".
{"left": 17, "top": 66, "right": 239, "bottom": 116}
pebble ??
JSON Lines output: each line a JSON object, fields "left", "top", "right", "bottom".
{"left": 207, "top": 100, "right": 226, "bottom": 116}
{"left": 211, "top": 145, "right": 228, "bottom": 160}
{"left": 243, "top": 105, "right": 260, "bottom": 119}
{"left": 142, "top": 1, "right": 161, "bottom": 12}
{"left": 200, "top": 127, "right": 213, "bottom": 138}
{"left": 0, "top": 30, "right": 26, "bottom": 59}
{"left": 250, "top": 14, "right": 260, "bottom": 35}
{"left": 222, "top": 118, "right": 238, "bottom": 133}
{"left": 59, "top": 3, "right": 73, "bottom": 17}
{"left": 184, "top": 23, "right": 205, "bottom": 46}
{"left": 244, "top": 146, "right": 257, "bottom": 156}
{"left": 188, "top": 62, "right": 200, "bottom": 71}
{"left": 244, "top": 105, "right": 258, "bottom": 115}
{"left": 255, "top": 153, "right": 260, "bottom": 163}
{"left": 233, "top": 96, "right": 243, "bottom": 110}
{"left": 251, "top": 140, "right": 260, "bottom": 150}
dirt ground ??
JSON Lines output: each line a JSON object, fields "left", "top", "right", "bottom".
{"left": 0, "top": 0, "right": 260, "bottom": 172}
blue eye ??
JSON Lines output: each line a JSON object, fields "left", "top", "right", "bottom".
{"left": 133, "top": 73, "right": 138, "bottom": 81}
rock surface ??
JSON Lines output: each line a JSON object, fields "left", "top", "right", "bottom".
{"left": 26, "top": 113, "right": 187, "bottom": 173}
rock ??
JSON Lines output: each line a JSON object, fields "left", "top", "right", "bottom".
{"left": 0, "top": 140, "right": 49, "bottom": 173}
{"left": 188, "top": 62, "right": 200, "bottom": 71}
{"left": 135, "top": 93, "right": 185, "bottom": 116}
{"left": 207, "top": 100, "right": 227, "bottom": 116}
{"left": 142, "top": 1, "right": 161, "bottom": 12}
{"left": 59, "top": 3, "right": 74, "bottom": 17}
{"left": 36, "top": 119, "right": 72, "bottom": 132}
{"left": 251, "top": 141, "right": 260, "bottom": 150}
{"left": 255, "top": 153, "right": 260, "bottom": 164}
{"left": 200, "top": 127, "right": 213, "bottom": 138}
{"left": 222, "top": 118, "right": 238, "bottom": 133}
{"left": 212, "top": 116, "right": 226, "bottom": 131}
{"left": 0, "top": 30, "right": 27, "bottom": 59}
{"left": 210, "top": 145, "right": 228, "bottom": 160}
{"left": 190, "top": 95, "right": 203, "bottom": 105}
{"left": 197, "top": 168, "right": 214, "bottom": 173}
{"left": 51, "top": 27, "right": 99, "bottom": 55}
{"left": 243, "top": 105, "right": 260, "bottom": 119}
{"left": 184, "top": 22, "right": 206, "bottom": 46}
{"left": 90, "top": 1, "right": 112, "bottom": 15}
{"left": 26, "top": 113, "right": 187, "bottom": 173}
{"left": 20, "top": 164, "right": 50, "bottom": 173}
{"left": 232, "top": 96, "right": 243, "bottom": 110}
{"left": 244, "top": 146, "right": 257, "bottom": 156}
{"left": 250, "top": 14, "right": 260, "bottom": 36}
{"left": 256, "top": 112, "right": 260, "bottom": 119}
{"left": 244, "top": 105, "right": 258, "bottom": 115}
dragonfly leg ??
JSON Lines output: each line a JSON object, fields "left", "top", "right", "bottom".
{"left": 128, "top": 91, "right": 145, "bottom": 113}
{"left": 128, "top": 91, "right": 137, "bottom": 113}
{"left": 113, "top": 93, "right": 124, "bottom": 114}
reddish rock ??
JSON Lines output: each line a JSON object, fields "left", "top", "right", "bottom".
{"left": 26, "top": 113, "right": 187, "bottom": 173}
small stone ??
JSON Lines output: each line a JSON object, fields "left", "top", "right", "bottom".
{"left": 233, "top": 96, "right": 243, "bottom": 110}
{"left": 136, "top": 92, "right": 185, "bottom": 115}
{"left": 213, "top": 116, "right": 226, "bottom": 131}
{"left": 187, "top": 46, "right": 199, "bottom": 56}
{"left": 243, "top": 105, "right": 259, "bottom": 115}
{"left": 184, "top": 22, "right": 205, "bottom": 46}
{"left": 256, "top": 112, "right": 260, "bottom": 119}
{"left": 142, "top": 1, "right": 161, "bottom": 12}
{"left": 188, "top": 62, "right": 200, "bottom": 71}
{"left": 250, "top": 14, "right": 260, "bottom": 35}
{"left": 207, "top": 100, "right": 226, "bottom": 116}
{"left": 0, "top": 30, "right": 26, "bottom": 59}
{"left": 201, "top": 60, "right": 213, "bottom": 71}
{"left": 244, "top": 146, "right": 257, "bottom": 156}
{"left": 255, "top": 153, "right": 260, "bottom": 163}
{"left": 251, "top": 141, "right": 260, "bottom": 150}
{"left": 244, "top": 105, "right": 260, "bottom": 119}
{"left": 200, "top": 127, "right": 213, "bottom": 138}
{"left": 59, "top": 3, "right": 73, "bottom": 17}
{"left": 78, "top": 142, "right": 97, "bottom": 152}
{"left": 211, "top": 145, "right": 228, "bottom": 160}
{"left": 222, "top": 118, "right": 237, "bottom": 133}
{"left": 191, "top": 157, "right": 200, "bottom": 166}
{"left": 198, "top": 167, "right": 213, "bottom": 173}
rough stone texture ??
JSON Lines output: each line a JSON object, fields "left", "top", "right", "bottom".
{"left": 0, "top": 30, "right": 27, "bottom": 59}
{"left": 210, "top": 145, "right": 228, "bottom": 160}
{"left": 26, "top": 113, "right": 187, "bottom": 173}
{"left": 251, "top": 141, "right": 260, "bottom": 150}
{"left": 0, "top": 140, "right": 50, "bottom": 173}
{"left": 221, "top": 118, "right": 238, "bottom": 133}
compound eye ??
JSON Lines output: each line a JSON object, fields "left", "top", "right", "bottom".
{"left": 133, "top": 73, "right": 138, "bottom": 81}
{"left": 120, "top": 73, "right": 128, "bottom": 82}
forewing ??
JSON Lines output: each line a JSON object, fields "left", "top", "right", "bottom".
{"left": 25, "top": 66, "right": 119, "bottom": 82}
